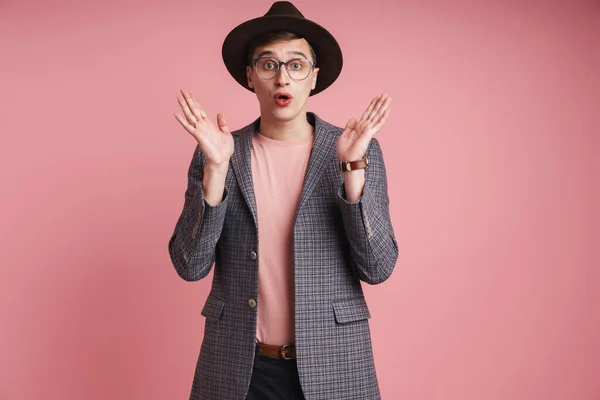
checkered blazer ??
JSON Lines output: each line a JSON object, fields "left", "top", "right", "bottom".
{"left": 168, "top": 112, "right": 398, "bottom": 400}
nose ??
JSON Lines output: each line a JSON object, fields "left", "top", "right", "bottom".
{"left": 274, "top": 65, "right": 291, "bottom": 87}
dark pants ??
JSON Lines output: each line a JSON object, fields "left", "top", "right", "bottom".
{"left": 246, "top": 342, "right": 306, "bottom": 400}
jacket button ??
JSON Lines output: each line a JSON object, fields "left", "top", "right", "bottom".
{"left": 250, "top": 251, "right": 258, "bottom": 260}
{"left": 248, "top": 299, "right": 257, "bottom": 308}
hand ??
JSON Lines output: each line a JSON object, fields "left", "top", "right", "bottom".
{"left": 336, "top": 93, "right": 392, "bottom": 162}
{"left": 174, "top": 90, "right": 234, "bottom": 167}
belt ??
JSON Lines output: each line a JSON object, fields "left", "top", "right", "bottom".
{"left": 258, "top": 342, "right": 296, "bottom": 360}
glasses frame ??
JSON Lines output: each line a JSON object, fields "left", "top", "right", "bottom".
{"left": 252, "top": 57, "right": 315, "bottom": 81}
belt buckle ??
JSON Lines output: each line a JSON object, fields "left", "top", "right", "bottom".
{"left": 280, "top": 344, "right": 294, "bottom": 360}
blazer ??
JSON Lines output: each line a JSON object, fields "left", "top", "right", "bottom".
{"left": 168, "top": 112, "right": 399, "bottom": 400}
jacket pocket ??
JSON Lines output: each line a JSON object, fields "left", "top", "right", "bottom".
{"left": 201, "top": 294, "right": 225, "bottom": 321}
{"left": 332, "top": 296, "right": 371, "bottom": 324}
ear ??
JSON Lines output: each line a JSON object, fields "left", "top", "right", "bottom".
{"left": 246, "top": 66, "right": 253, "bottom": 89}
{"left": 311, "top": 67, "right": 319, "bottom": 90}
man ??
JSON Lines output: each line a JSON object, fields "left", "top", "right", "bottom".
{"left": 169, "top": 2, "right": 398, "bottom": 399}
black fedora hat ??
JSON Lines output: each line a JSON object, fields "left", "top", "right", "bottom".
{"left": 222, "top": 1, "right": 343, "bottom": 96}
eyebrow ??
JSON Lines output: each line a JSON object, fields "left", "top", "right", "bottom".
{"left": 256, "top": 50, "right": 310, "bottom": 59}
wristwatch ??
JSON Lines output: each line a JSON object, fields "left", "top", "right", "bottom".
{"left": 339, "top": 156, "right": 369, "bottom": 172}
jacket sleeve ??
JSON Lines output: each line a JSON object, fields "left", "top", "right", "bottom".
{"left": 337, "top": 138, "right": 399, "bottom": 284}
{"left": 168, "top": 145, "right": 229, "bottom": 281}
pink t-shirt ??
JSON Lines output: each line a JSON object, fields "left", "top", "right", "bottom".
{"left": 251, "top": 131, "right": 314, "bottom": 346}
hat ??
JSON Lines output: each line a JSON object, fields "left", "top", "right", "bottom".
{"left": 221, "top": 1, "right": 343, "bottom": 96}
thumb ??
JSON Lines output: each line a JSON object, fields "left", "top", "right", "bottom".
{"left": 217, "top": 113, "right": 230, "bottom": 134}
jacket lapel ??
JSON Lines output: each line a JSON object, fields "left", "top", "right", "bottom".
{"left": 230, "top": 122, "right": 259, "bottom": 231}
{"left": 295, "top": 113, "right": 338, "bottom": 217}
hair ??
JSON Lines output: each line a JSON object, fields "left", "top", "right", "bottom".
{"left": 246, "top": 31, "right": 317, "bottom": 66}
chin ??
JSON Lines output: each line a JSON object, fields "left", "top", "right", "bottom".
{"left": 269, "top": 106, "right": 302, "bottom": 122}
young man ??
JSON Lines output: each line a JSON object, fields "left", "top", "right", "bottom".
{"left": 169, "top": 2, "right": 398, "bottom": 399}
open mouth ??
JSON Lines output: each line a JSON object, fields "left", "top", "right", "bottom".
{"left": 274, "top": 93, "right": 293, "bottom": 106}
{"left": 274, "top": 93, "right": 292, "bottom": 101}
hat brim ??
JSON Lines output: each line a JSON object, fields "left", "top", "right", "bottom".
{"left": 222, "top": 15, "right": 343, "bottom": 96}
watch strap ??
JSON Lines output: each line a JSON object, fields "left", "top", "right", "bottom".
{"left": 339, "top": 156, "right": 369, "bottom": 172}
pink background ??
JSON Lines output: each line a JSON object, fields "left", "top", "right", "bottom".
{"left": 1, "top": 0, "right": 599, "bottom": 399}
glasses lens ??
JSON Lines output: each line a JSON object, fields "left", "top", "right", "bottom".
{"left": 287, "top": 59, "right": 311, "bottom": 80}
{"left": 255, "top": 58, "right": 279, "bottom": 79}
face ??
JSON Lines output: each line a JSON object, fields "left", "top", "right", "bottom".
{"left": 246, "top": 38, "right": 319, "bottom": 124}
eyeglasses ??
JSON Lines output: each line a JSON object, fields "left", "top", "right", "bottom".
{"left": 252, "top": 57, "right": 315, "bottom": 81}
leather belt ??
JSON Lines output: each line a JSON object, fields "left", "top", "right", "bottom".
{"left": 258, "top": 342, "right": 296, "bottom": 360}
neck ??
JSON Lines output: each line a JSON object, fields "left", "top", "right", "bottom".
{"left": 257, "top": 111, "right": 314, "bottom": 141}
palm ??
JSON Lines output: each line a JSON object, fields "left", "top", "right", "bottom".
{"left": 194, "top": 119, "right": 234, "bottom": 165}
{"left": 337, "top": 93, "right": 392, "bottom": 161}
{"left": 175, "top": 90, "right": 234, "bottom": 166}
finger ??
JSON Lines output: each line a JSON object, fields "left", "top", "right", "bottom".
{"left": 342, "top": 118, "right": 357, "bottom": 136}
{"left": 366, "top": 93, "right": 390, "bottom": 122}
{"left": 187, "top": 93, "right": 208, "bottom": 121}
{"left": 369, "top": 95, "right": 392, "bottom": 123}
{"left": 181, "top": 90, "right": 208, "bottom": 125}
{"left": 178, "top": 93, "right": 197, "bottom": 126}
{"left": 369, "top": 108, "right": 391, "bottom": 134}
{"left": 190, "top": 96, "right": 208, "bottom": 120}
{"left": 181, "top": 89, "right": 196, "bottom": 112}
{"left": 360, "top": 97, "right": 378, "bottom": 122}
{"left": 217, "top": 113, "right": 229, "bottom": 134}
{"left": 174, "top": 112, "right": 196, "bottom": 135}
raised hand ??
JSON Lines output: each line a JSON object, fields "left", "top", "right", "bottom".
{"left": 174, "top": 90, "right": 234, "bottom": 167}
{"left": 336, "top": 93, "right": 392, "bottom": 162}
